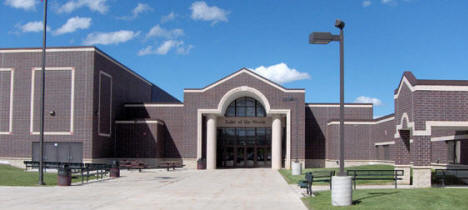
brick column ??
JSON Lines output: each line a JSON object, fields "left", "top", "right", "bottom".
{"left": 395, "top": 130, "right": 411, "bottom": 185}
{"left": 412, "top": 135, "right": 432, "bottom": 188}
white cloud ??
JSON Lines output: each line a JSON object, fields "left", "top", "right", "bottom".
{"left": 190, "top": 1, "right": 229, "bottom": 24}
{"left": 132, "top": 3, "right": 152, "bottom": 17}
{"left": 138, "top": 40, "right": 193, "bottom": 56}
{"left": 4, "top": 0, "right": 36, "bottom": 11}
{"left": 54, "top": 16, "right": 91, "bottom": 35}
{"left": 145, "top": 25, "right": 184, "bottom": 39}
{"left": 120, "top": 3, "right": 152, "bottom": 20}
{"left": 252, "top": 63, "right": 310, "bottom": 84}
{"left": 354, "top": 96, "right": 383, "bottom": 106}
{"left": 57, "top": 0, "right": 109, "bottom": 14}
{"left": 362, "top": 0, "right": 372, "bottom": 7}
{"left": 138, "top": 46, "right": 155, "bottom": 56}
{"left": 17, "top": 21, "right": 51, "bottom": 33}
{"left": 176, "top": 44, "right": 193, "bottom": 55}
{"left": 161, "top": 12, "right": 176, "bottom": 23}
{"left": 83, "top": 30, "right": 139, "bottom": 45}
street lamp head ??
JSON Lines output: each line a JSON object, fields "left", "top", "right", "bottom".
{"left": 309, "top": 32, "right": 334, "bottom": 44}
{"left": 335, "top": 19, "right": 345, "bottom": 30}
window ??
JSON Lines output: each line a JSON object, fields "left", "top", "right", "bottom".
{"left": 225, "top": 97, "right": 266, "bottom": 117}
{"left": 219, "top": 128, "right": 271, "bottom": 146}
{"left": 447, "top": 140, "right": 461, "bottom": 164}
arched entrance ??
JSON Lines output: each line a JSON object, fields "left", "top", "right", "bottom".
{"left": 199, "top": 86, "right": 290, "bottom": 170}
{"left": 216, "top": 97, "right": 272, "bottom": 168}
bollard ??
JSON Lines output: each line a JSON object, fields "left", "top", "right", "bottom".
{"left": 57, "top": 164, "right": 72, "bottom": 186}
{"left": 197, "top": 158, "right": 206, "bottom": 170}
{"left": 110, "top": 160, "right": 120, "bottom": 178}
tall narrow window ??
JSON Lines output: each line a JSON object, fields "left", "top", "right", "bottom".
{"left": 447, "top": 140, "right": 461, "bottom": 164}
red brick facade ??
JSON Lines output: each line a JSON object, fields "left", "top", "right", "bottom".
{"left": 1, "top": 47, "right": 467, "bottom": 169}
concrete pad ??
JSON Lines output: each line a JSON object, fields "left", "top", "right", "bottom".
{"left": 0, "top": 168, "right": 306, "bottom": 210}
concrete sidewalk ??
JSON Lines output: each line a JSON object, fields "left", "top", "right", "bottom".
{"left": 0, "top": 168, "right": 306, "bottom": 210}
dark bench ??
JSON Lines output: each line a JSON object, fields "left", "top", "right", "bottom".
{"left": 119, "top": 160, "right": 146, "bottom": 172}
{"left": 157, "top": 161, "right": 184, "bottom": 171}
{"left": 347, "top": 170, "right": 404, "bottom": 190}
{"left": 23, "top": 161, "right": 111, "bottom": 184}
{"left": 435, "top": 169, "right": 468, "bottom": 186}
{"left": 298, "top": 170, "right": 335, "bottom": 195}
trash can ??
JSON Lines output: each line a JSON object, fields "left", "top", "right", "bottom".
{"left": 57, "top": 164, "right": 72, "bottom": 186}
{"left": 110, "top": 160, "right": 120, "bottom": 178}
{"left": 197, "top": 158, "right": 206, "bottom": 170}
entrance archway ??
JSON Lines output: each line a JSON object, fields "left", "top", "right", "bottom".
{"left": 198, "top": 86, "right": 290, "bottom": 170}
{"left": 217, "top": 97, "right": 272, "bottom": 168}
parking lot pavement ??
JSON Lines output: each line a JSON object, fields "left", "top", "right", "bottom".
{"left": 0, "top": 168, "right": 307, "bottom": 210}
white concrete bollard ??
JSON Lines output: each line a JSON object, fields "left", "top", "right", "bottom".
{"left": 331, "top": 176, "right": 352, "bottom": 206}
{"left": 291, "top": 161, "right": 302, "bottom": 175}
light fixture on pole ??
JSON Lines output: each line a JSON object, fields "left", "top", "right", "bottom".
{"left": 38, "top": 0, "right": 48, "bottom": 185}
{"left": 309, "top": 19, "right": 352, "bottom": 206}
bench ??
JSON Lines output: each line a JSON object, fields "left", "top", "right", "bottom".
{"left": 435, "top": 169, "right": 468, "bottom": 186}
{"left": 298, "top": 170, "right": 335, "bottom": 195}
{"left": 80, "top": 163, "right": 111, "bottom": 183}
{"left": 23, "top": 161, "right": 111, "bottom": 184}
{"left": 119, "top": 160, "right": 146, "bottom": 172}
{"left": 298, "top": 172, "right": 314, "bottom": 195}
{"left": 157, "top": 161, "right": 184, "bottom": 171}
{"left": 347, "top": 170, "right": 404, "bottom": 190}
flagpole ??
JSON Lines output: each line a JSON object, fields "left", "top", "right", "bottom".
{"left": 39, "top": 0, "right": 48, "bottom": 186}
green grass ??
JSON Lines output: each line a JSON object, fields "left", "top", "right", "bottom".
{"left": 302, "top": 188, "right": 468, "bottom": 210}
{"left": 279, "top": 164, "right": 395, "bottom": 185}
{"left": 0, "top": 164, "right": 98, "bottom": 186}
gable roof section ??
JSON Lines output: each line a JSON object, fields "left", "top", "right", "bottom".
{"left": 394, "top": 71, "right": 468, "bottom": 98}
{"left": 184, "top": 68, "right": 305, "bottom": 93}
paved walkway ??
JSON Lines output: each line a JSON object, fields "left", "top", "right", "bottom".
{"left": 0, "top": 168, "right": 306, "bottom": 210}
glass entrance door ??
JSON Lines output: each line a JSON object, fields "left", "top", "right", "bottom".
{"left": 218, "top": 127, "right": 272, "bottom": 168}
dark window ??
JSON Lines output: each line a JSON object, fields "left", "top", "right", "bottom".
{"left": 219, "top": 127, "right": 271, "bottom": 146}
{"left": 447, "top": 141, "right": 460, "bottom": 164}
{"left": 225, "top": 97, "right": 266, "bottom": 117}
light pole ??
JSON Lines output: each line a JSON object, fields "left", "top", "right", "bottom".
{"left": 309, "top": 19, "right": 352, "bottom": 206}
{"left": 39, "top": 0, "right": 48, "bottom": 185}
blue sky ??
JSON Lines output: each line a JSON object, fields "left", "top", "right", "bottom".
{"left": 2, "top": 0, "right": 468, "bottom": 117}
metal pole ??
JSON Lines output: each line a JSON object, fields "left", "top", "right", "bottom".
{"left": 338, "top": 28, "right": 345, "bottom": 176}
{"left": 39, "top": 0, "right": 48, "bottom": 185}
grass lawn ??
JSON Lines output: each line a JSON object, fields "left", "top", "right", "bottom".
{"left": 303, "top": 188, "right": 468, "bottom": 210}
{"left": 0, "top": 164, "right": 98, "bottom": 186}
{"left": 279, "top": 164, "right": 395, "bottom": 185}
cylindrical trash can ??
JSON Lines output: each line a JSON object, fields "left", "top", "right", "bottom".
{"left": 57, "top": 164, "right": 72, "bottom": 186}
{"left": 331, "top": 176, "right": 352, "bottom": 206}
{"left": 291, "top": 161, "right": 302, "bottom": 175}
{"left": 197, "top": 158, "right": 206, "bottom": 170}
{"left": 110, "top": 160, "right": 120, "bottom": 178}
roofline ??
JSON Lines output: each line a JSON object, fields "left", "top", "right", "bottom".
{"left": 394, "top": 71, "right": 468, "bottom": 95}
{"left": 327, "top": 115, "right": 395, "bottom": 126}
{"left": 0, "top": 46, "right": 96, "bottom": 51}
{"left": 305, "top": 103, "right": 373, "bottom": 105}
{"left": 0, "top": 45, "right": 156, "bottom": 87}
{"left": 183, "top": 68, "right": 305, "bottom": 93}
{"left": 373, "top": 113, "right": 395, "bottom": 121}
{"left": 306, "top": 103, "right": 373, "bottom": 108}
